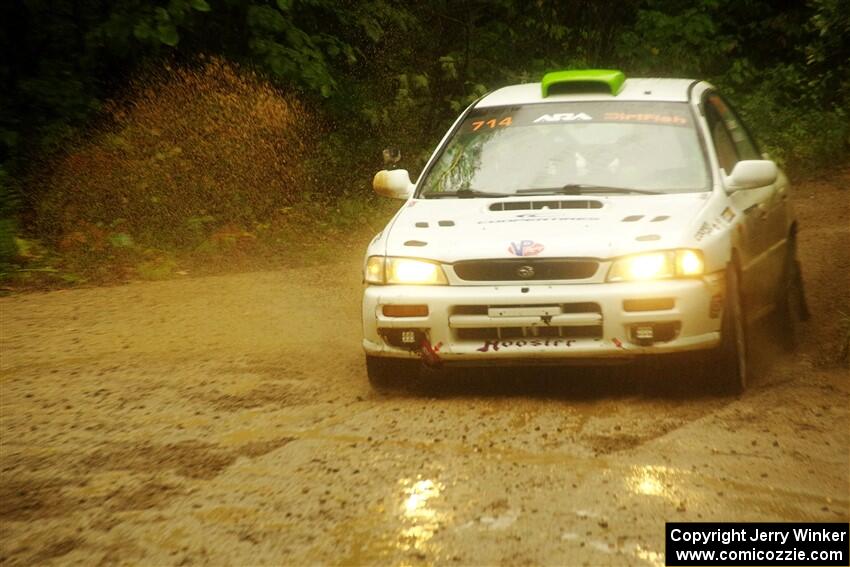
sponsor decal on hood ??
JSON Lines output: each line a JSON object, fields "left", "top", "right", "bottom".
{"left": 508, "top": 240, "right": 544, "bottom": 256}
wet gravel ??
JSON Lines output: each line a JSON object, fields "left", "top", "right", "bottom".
{"left": 1, "top": 178, "right": 848, "bottom": 565}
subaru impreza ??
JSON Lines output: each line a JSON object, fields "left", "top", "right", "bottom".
{"left": 362, "top": 69, "right": 807, "bottom": 393}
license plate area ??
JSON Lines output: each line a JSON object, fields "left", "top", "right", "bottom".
{"left": 487, "top": 305, "right": 563, "bottom": 318}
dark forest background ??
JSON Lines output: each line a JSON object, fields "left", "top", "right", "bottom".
{"left": 1, "top": 0, "right": 848, "bottom": 285}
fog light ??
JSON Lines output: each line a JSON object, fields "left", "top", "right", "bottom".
{"left": 379, "top": 328, "right": 428, "bottom": 349}
{"left": 629, "top": 322, "right": 680, "bottom": 344}
{"left": 401, "top": 330, "right": 416, "bottom": 344}
{"left": 635, "top": 326, "right": 654, "bottom": 340}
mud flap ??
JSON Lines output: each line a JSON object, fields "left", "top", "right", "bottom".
{"left": 793, "top": 259, "right": 811, "bottom": 321}
{"left": 418, "top": 339, "right": 443, "bottom": 368}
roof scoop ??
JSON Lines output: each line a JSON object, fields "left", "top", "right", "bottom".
{"left": 541, "top": 69, "right": 626, "bottom": 97}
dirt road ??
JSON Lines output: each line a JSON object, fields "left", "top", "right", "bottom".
{"left": 1, "top": 175, "right": 848, "bottom": 566}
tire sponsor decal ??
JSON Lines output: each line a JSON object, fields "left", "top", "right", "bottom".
{"left": 477, "top": 338, "right": 576, "bottom": 352}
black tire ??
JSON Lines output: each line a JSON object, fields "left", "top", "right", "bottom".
{"left": 715, "top": 264, "right": 748, "bottom": 395}
{"left": 365, "top": 355, "right": 419, "bottom": 389}
{"left": 773, "top": 244, "right": 810, "bottom": 351}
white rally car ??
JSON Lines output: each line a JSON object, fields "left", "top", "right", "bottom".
{"left": 362, "top": 69, "right": 808, "bottom": 393}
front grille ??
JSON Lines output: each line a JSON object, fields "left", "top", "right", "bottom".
{"left": 449, "top": 302, "right": 603, "bottom": 342}
{"left": 453, "top": 259, "right": 598, "bottom": 282}
{"left": 455, "top": 325, "right": 602, "bottom": 341}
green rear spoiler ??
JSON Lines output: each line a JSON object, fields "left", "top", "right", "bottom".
{"left": 541, "top": 69, "right": 626, "bottom": 97}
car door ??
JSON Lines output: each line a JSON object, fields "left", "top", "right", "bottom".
{"left": 714, "top": 95, "right": 790, "bottom": 306}
{"left": 703, "top": 93, "right": 782, "bottom": 317}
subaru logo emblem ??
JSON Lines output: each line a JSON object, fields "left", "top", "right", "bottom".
{"left": 517, "top": 265, "right": 535, "bottom": 279}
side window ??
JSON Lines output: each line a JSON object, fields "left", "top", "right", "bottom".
{"left": 707, "top": 94, "right": 760, "bottom": 162}
{"left": 704, "top": 99, "right": 738, "bottom": 174}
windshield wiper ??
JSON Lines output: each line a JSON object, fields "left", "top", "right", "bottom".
{"left": 517, "top": 184, "right": 662, "bottom": 196}
{"left": 422, "top": 188, "right": 508, "bottom": 199}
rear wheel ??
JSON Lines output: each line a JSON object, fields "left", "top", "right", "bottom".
{"left": 365, "top": 355, "right": 419, "bottom": 389}
{"left": 715, "top": 264, "right": 747, "bottom": 395}
{"left": 773, "top": 243, "right": 810, "bottom": 351}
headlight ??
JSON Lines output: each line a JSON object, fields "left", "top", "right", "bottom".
{"left": 676, "top": 249, "right": 704, "bottom": 276}
{"left": 607, "top": 249, "right": 704, "bottom": 282}
{"left": 364, "top": 256, "right": 448, "bottom": 285}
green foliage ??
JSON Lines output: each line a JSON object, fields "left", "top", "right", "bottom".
{"left": 3, "top": 1, "right": 847, "bottom": 169}
{"left": 1, "top": 0, "right": 848, "bottom": 287}
{"left": 0, "top": 167, "right": 20, "bottom": 268}
{"left": 98, "top": 0, "right": 213, "bottom": 48}
{"left": 619, "top": 2, "right": 729, "bottom": 76}
{"left": 730, "top": 71, "right": 849, "bottom": 174}
{"left": 0, "top": 218, "right": 17, "bottom": 267}
{"left": 136, "top": 254, "right": 178, "bottom": 280}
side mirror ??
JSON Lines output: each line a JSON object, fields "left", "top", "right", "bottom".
{"left": 373, "top": 169, "right": 415, "bottom": 199}
{"left": 724, "top": 160, "right": 778, "bottom": 191}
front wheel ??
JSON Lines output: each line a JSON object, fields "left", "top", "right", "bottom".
{"left": 773, "top": 245, "right": 810, "bottom": 351}
{"left": 365, "top": 355, "right": 420, "bottom": 390}
{"left": 714, "top": 264, "right": 748, "bottom": 395}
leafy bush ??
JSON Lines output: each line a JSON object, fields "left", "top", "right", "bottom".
{"left": 0, "top": 167, "right": 22, "bottom": 274}
{"left": 735, "top": 87, "right": 849, "bottom": 175}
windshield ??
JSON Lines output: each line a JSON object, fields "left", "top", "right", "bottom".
{"left": 417, "top": 101, "right": 709, "bottom": 197}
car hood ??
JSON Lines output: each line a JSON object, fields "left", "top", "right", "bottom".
{"left": 382, "top": 193, "right": 712, "bottom": 262}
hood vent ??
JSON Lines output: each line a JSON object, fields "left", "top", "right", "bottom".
{"left": 489, "top": 200, "right": 603, "bottom": 212}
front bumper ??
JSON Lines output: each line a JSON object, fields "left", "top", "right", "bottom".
{"left": 362, "top": 275, "right": 724, "bottom": 365}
